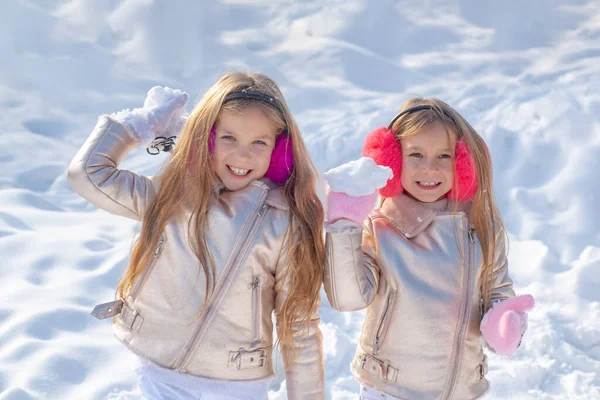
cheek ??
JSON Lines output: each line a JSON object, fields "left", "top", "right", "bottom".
{"left": 257, "top": 148, "right": 274, "bottom": 170}
{"left": 401, "top": 158, "right": 418, "bottom": 175}
{"left": 400, "top": 158, "right": 415, "bottom": 185}
{"left": 210, "top": 145, "right": 229, "bottom": 169}
{"left": 443, "top": 161, "right": 455, "bottom": 179}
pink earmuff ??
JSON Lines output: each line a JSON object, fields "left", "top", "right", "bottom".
{"left": 208, "top": 127, "right": 294, "bottom": 184}
{"left": 362, "top": 126, "right": 478, "bottom": 201}
{"left": 264, "top": 134, "right": 294, "bottom": 184}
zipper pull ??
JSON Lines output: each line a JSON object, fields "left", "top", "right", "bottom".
{"left": 153, "top": 239, "right": 164, "bottom": 258}
{"left": 468, "top": 229, "right": 475, "bottom": 244}
{"left": 250, "top": 276, "right": 260, "bottom": 289}
{"left": 373, "top": 338, "right": 380, "bottom": 355}
{"left": 258, "top": 203, "right": 267, "bottom": 216}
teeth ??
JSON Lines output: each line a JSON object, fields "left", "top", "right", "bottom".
{"left": 229, "top": 166, "right": 250, "bottom": 176}
{"left": 419, "top": 181, "right": 438, "bottom": 187}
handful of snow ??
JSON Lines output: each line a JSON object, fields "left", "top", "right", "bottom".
{"left": 110, "top": 86, "right": 189, "bottom": 148}
{"left": 324, "top": 157, "right": 393, "bottom": 197}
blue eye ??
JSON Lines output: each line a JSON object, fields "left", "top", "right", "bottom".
{"left": 221, "top": 135, "right": 235, "bottom": 141}
{"left": 439, "top": 154, "right": 451, "bottom": 159}
{"left": 409, "top": 153, "right": 423, "bottom": 158}
{"left": 254, "top": 140, "right": 267, "bottom": 146}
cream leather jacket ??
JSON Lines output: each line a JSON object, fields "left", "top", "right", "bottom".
{"left": 324, "top": 194, "right": 515, "bottom": 400}
{"left": 68, "top": 116, "right": 324, "bottom": 399}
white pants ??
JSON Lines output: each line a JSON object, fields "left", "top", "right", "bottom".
{"left": 359, "top": 384, "right": 401, "bottom": 400}
{"left": 136, "top": 357, "right": 270, "bottom": 400}
{"left": 139, "top": 375, "right": 267, "bottom": 400}
{"left": 359, "top": 384, "right": 489, "bottom": 400}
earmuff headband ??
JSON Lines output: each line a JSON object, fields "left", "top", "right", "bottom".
{"left": 387, "top": 105, "right": 456, "bottom": 130}
{"left": 223, "top": 91, "right": 286, "bottom": 117}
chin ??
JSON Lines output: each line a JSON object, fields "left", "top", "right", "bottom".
{"left": 224, "top": 181, "right": 250, "bottom": 191}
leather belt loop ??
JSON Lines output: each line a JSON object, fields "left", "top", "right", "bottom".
{"left": 228, "top": 348, "right": 267, "bottom": 370}
{"left": 358, "top": 352, "right": 398, "bottom": 383}
{"left": 120, "top": 302, "right": 144, "bottom": 332}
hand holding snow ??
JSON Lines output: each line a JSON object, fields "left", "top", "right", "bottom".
{"left": 324, "top": 157, "right": 392, "bottom": 196}
{"left": 110, "top": 86, "right": 189, "bottom": 148}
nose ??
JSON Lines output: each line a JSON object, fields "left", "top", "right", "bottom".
{"left": 422, "top": 156, "right": 438, "bottom": 173}
{"left": 235, "top": 145, "right": 253, "bottom": 161}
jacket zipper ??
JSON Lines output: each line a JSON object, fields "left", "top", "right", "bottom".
{"left": 251, "top": 276, "right": 261, "bottom": 345}
{"left": 173, "top": 191, "right": 269, "bottom": 371}
{"left": 128, "top": 238, "right": 166, "bottom": 301}
{"left": 373, "top": 290, "right": 396, "bottom": 356}
{"left": 441, "top": 222, "right": 475, "bottom": 399}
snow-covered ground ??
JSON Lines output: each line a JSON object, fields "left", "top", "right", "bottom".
{"left": 1, "top": 1, "right": 599, "bottom": 399}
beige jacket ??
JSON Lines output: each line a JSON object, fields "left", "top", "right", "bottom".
{"left": 324, "top": 194, "right": 515, "bottom": 400}
{"left": 68, "top": 116, "right": 324, "bottom": 399}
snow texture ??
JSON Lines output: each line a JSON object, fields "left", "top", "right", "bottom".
{"left": 0, "top": 1, "right": 599, "bottom": 399}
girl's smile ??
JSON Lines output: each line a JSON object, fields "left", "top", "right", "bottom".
{"left": 212, "top": 107, "right": 279, "bottom": 191}
{"left": 400, "top": 122, "right": 456, "bottom": 203}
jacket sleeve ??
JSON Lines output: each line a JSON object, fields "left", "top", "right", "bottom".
{"left": 274, "top": 245, "right": 325, "bottom": 400}
{"left": 323, "top": 217, "right": 380, "bottom": 311}
{"left": 67, "top": 116, "right": 156, "bottom": 221}
{"left": 485, "top": 231, "right": 516, "bottom": 313}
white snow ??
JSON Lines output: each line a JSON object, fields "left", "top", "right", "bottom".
{"left": 324, "top": 157, "right": 392, "bottom": 196}
{"left": 1, "top": 1, "right": 599, "bottom": 399}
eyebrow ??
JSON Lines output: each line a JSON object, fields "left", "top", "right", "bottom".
{"left": 219, "top": 129, "right": 274, "bottom": 140}
{"left": 405, "top": 145, "right": 452, "bottom": 152}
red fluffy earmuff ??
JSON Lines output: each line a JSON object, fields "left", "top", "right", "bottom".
{"left": 362, "top": 127, "right": 478, "bottom": 201}
{"left": 447, "top": 139, "right": 478, "bottom": 201}
{"left": 362, "top": 127, "right": 403, "bottom": 198}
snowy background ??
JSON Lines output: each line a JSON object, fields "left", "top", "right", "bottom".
{"left": 1, "top": 0, "right": 599, "bottom": 399}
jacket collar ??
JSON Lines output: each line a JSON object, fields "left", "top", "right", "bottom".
{"left": 215, "top": 178, "right": 289, "bottom": 216}
{"left": 378, "top": 194, "right": 471, "bottom": 239}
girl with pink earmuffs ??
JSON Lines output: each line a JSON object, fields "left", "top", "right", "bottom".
{"left": 68, "top": 72, "right": 325, "bottom": 400}
{"left": 323, "top": 98, "right": 535, "bottom": 400}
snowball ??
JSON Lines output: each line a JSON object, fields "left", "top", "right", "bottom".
{"left": 325, "top": 157, "right": 393, "bottom": 196}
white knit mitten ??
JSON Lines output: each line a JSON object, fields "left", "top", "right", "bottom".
{"left": 110, "top": 86, "right": 189, "bottom": 148}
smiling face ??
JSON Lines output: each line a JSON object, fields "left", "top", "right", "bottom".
{"left": 400, "top": 122, "right": 456, "bottom": 203}
{"left": 211, "top": 107, "right": 279, "bottom": 191}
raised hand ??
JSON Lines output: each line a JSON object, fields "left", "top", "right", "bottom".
{"left": 110, "top": 86, "right": 189, "bottom": 148}
{"left": 324, "top": 157, "right": 392, "bottom": 225}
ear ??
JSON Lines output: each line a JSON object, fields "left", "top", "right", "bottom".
{"left": 447, "top": 138, "right": 478, "bottom": 202}
{"left": 265, "top": 133, "right": 294, "bottom": 184}
{"left": 362, "top": 127, "right": 403, "bottom": 198}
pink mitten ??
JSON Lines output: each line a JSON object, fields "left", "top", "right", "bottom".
{"left": 326, "top": 185, "right": 378, "bottom": 225}
{"left": 480, "top": 294, "right": 535, "bottom": 356}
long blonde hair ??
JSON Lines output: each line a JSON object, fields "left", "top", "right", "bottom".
{"left": 390, "top": 98, "right": 506, "bottom": 311}
{"left": 117, "top": 72, "right": 324, "bottom": 360}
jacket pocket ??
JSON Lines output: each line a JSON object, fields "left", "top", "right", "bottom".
{"left": 116, "top": 236, "right": 166, "bottom": 331}
{"left": 373, "top": 289, "right": 396, "bottom": 356}
{"left": 250, "top": 276, "right": 262, "bottom": 345}
{"left": 128, "top": 237, "right": 166, "bottom": 300}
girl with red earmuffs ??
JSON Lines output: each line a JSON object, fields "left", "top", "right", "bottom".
{"left": 68, "top": 72, "right": 325, "bottom": 400}
{"left": 323, "top": 98, "right": 534, "bottom": 400}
